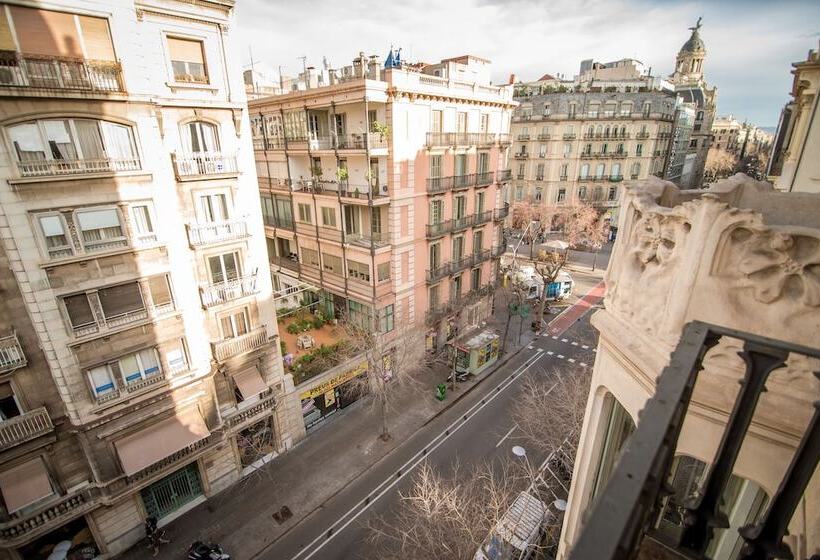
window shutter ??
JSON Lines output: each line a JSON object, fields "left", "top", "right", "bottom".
{"left": 64, "top": 294, "right": 94, "bottom": 327}
{"left": 147, "top": 275, "right": 172, "bottom": 307}
{"left": 0, "top": 9, "right": 16, "bottom": 51}
{"left": 78, "top": 15, "right": 115, "bottom": 61}
{"left": 98, "top": 283, "right": 144, "bottom": 318}
{"left": 167, "top": 37, "right": 204, "bottom": 64}
{"left": 10, "top": 6, "right": 82, "bottom": 57}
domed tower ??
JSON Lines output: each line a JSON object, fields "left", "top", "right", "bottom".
{"left": 673, "top": 17, "right": 706, "bottom": 83}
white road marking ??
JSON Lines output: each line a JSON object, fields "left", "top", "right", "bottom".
{"left": 287, "top": 350, "right": 548, "bottom": 560}
{"left": 561, "top": 338, "right": 568, "bottom": 343}
{"left": 547, "top": 351, "right": 554, "bottom": 355}
{"left": 552, "top": 336, "right": 558, "bottom": 340}
{"left": 495, "top": 425, "right": 517, "bottom": 448}
{"left": 557, "top": 354, "right": 565, "bottom": 359}
{"left": 567, "top": 358, "right": 575, "bottom": 363}
{"left": 581, "top": 345, "right": 589, "bottom": 349}
{"left": 571, "top": 341, "right": 578, "bottom": 346}
{"left": 580, "top": 362, "right": 587, "bottom": 367}
{"left": 527, "top": 345, "right": 534, "bottom": 349}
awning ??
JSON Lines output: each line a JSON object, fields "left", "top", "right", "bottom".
{"left": 115, "top": 408, "right": 210, "bottom": 476}
{"left": 233, "top": 366, "right": 267, "bottom": 400}
{"left": 0, "top": 457, "right": 53, "bottom": 513}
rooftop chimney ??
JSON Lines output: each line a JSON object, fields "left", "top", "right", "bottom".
{"left": 509, "top": 73, "right": 516, "bottom": 84}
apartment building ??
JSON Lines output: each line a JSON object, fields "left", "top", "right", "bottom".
{"left": 0, "top": 1, "right": 290, "bottom": 558}
{"left": 664, "top": 100, "right": 695, "bottom": 186}
{"left": 509, "top": 90, "right": 676, "bottom": 223}
{"left": 251, "top": 53, "right": 514, "bottom": 435}
{"left": 711, "top": 115, "right": 743, "bottom": 153}
{"left": 557, "top": 176, "right": 819, "bottom": 559}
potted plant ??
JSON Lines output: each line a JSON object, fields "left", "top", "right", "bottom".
{"left": 372, "top": 121, "right": 390, "bottom": 142}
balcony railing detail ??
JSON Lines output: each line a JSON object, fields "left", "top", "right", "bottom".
{"left": 226, "top": 391, "right": 276, "bottom": 430}
{"left": 475, "top": 171, "right": 494, "bottom": 186}
{"left": 426, "top": 220, "right": 452, "bottom": 238}
{"left": 201, "top": 274, "right": 258, "bottom": 308}
{"left": 17, "top": 156, "right": 140, "bottom": 178}
{"left": 0, "top": 334, "right": 26, "bottom": 374}
{"left": 0, "top": 52, "right": 124, "bottom": 93}
{"left": 570, "top": 321, "right": 820, "bottom": 560}
{"left": 187, "top": 220, "right": 249, "bottom": 247}
{"left": 426, "top": 263, "right": 451, "bottom": 283}
{"left": 493, "top": 204, "right": 510, "bottom": 221}
{"left": 0, "top": 487, "right": 97, "bottom": 545}
{"left": 452, "top": 215, "right": 474, "bottom": 231}
{"left": 474, "top": 210, "right": 493, "bottom": 225}
{"left": 425, "top": 132, "right": 498, "bottom": 147}
{"left": 72, "top": 303, "right": 175, "bottom": 339}
{"left": 212, "top": 326, "right": 268, "bottom": 361}
{"left": 0, "top": 407, "right": 53, "bottom": 451}
{"left": 453, "top": 174, "right": 475, "bottom": 189}
{"left": 498, "top": 169, "right": 513, "bottom": 182}
{"left": 271, "top": 256, "right": 300, "bottom": 273}
{"left": 172, "top": 152, "right": 238, "bottom": 178}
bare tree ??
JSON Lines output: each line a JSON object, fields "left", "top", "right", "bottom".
{"left": 511, "top": 200, "right": 543, "bottom": 230}
{"left": 366, "top": 459, "right": 532, "bottom": 560}
{"left": 342, "top": 323, "right": 426, "bottom": 441}
{"left": 497, "top": 266, "right": 531, "bottom": 354}
{"left": 705, "top": 148, "right": 739, "bottom": 181}
{"left": 512, "top": 366, "right": 592, "bottom": 461}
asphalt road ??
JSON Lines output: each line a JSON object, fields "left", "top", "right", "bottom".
{"left": 255, "top": 297, "right": 601, "bottom": 560}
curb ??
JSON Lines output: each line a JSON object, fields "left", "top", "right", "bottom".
{"left": 248, "top": 336, "right": 536, "bottom": 559}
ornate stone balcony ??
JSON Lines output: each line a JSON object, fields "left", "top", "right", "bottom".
{"left": 200, "top": 274, "right": 259, "bottom": 308}
{"left": 0, "top": 407, "right": 53, "bottom": 451}
{"left": 17, "top": 156, "right": 140, "bottom": 178}
{"left": 0, "top": 52, "right": 124, "bottom": 93}
{"left": 172, "top": 151, "right": 239, "bottom": 180}
{"left": 186, "top": 220, "right": 249, "bottom": 247}
{"left": 225, "top": 390, "right": 276, "bottom": 431}
{"left": 0, "top": 486, "right": 100, "bottom": 547}
{"left": 212, "top": 326, "right": 268, "bottom": 361}
{"left": 0, "top": 333, "right": 26, "bottom": 374}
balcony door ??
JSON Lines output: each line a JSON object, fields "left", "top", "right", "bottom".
{"left": 344, "top": 206, "right": 360, "bottom": 236}
{"left": 0, "top": 383, "right": 21, "bottom": 420}
{"left": 429, "top": 243, "right": 440, "bottom": 270}
{"left": 455, "top": 154, "right": 467, "bottom": 177}
{"left": 184, "top": 121, "right": 219, "bottom": 154}
{"left": 197, "top": 193, "right": 230, "bottom": 224}
{"left": 220, "top": 308, "right": 249, "bottom": 339}
{"left": 208, "top": 252, "right": 240, "bottom": 285}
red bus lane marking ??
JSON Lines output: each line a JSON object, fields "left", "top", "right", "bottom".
{"left": 546, "top": 280, "right": 606, "bottom": 336}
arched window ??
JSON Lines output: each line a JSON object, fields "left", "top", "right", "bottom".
{"left": 580, "top": 163, "right": 589, "bottom": 178}
{"left": 534, "top": 188, "right": 542, "bottom": 201}
{"left": 620, "top": 126, "right": 626, "bottom": 137}
{"left": 604, "top": 126, "right": 610, "bottom": 138}
{"left": 182, "top": 121, "right": 220, "bottom": 153}
{"left": 631, "top": 162, "right": 641, "bottom": 178}
{"left": 595, "top": 163, "right": 605, "bottom": 178}
{"left": 588, "top": 126, "right": 594, "bottom": 137}
{"left": 596, "top": 125, "right": 603, "bottom": 136}
{"left": 611, "top": 163, "right": 621, "bottom": 178}
{"left": 7, "top": 118, "right": 139, "bottom": 176}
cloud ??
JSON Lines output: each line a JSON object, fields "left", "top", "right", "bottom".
{"left": 233, "top": 0, "right": 820, "bottom": 126}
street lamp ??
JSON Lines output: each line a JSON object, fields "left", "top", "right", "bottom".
{"left": 512, "top": 445, "right": 536, "bottom": 488}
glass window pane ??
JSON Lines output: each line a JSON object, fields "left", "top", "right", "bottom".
{"left": 223, "top": 253, "right": 239, "bottom": 280}
{"left": 148, "top": 275, "right": 172, "bottom": 306}
{"left": 65, "top": 294, "right": 94, "bottom": 327}
{"left": 119, "top": 354, "right": 141, "bottom": 382}
{"left": 139, "top": 349, "right": 160, "bottom": 377}
{"left": 74, "top": 119, "right": 105, "bottom": 159}
{"left": 89, "top": 365, "right": 114, "bottom": 394}
{"left": 131, "top": 205, "right": 153, "bottom": 234}
{"left": 101, "top": 122, "right": 135, "bottom": 159}
{"left": 209, "top": 256, "right": 225, "bottom": 283}
{"left": 98, "top": 283, "right": 144, "bottom": 318}
{"left": 9, "top": 123, "right": 46, "bottom": 162}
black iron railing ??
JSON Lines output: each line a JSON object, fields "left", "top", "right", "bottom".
{"left": 570, "top": 321, "right": 820, "bottom": 560}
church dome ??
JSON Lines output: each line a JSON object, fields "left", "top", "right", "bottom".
{"left": 679, "top": 18, "right": 706, "bottom": 53}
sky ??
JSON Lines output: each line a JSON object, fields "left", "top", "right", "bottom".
{"left": 233, "top": 0, "right": 820, "bottom": 127}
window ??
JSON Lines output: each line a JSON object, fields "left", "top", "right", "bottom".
{"left": 368, "top": 110, "right": 378, "bottom": 132}
{"left": 0, "top": 384, "right": 20, "bottom": 420}
{"left": 476, "top": 191, "right": 485, "bottom": 214}
{"left": 321, "top": 207, "right": 336, "bottom": 227}
{"left": 183, "top": 121, "right": 219, "bottom": 153}
{"left": 580, "top": 163, "right": 590, "bottom": 179}
{"left": 64, "top": 294, "right": 95, "bottom": 330}
{"left": 473, "top": 230, "right": 484, "bottom": 254}
{"left": 568, "top": 104, "right": 577, "bottom": 118}
{"left": 557, "top": 188, "right": 566, "bottom": 202}
{"left": 38, "top": 214, "right": 72, "bottom": 257}
{"left": 147, "top": 275, "right": 173, "bottom": 308}
{"left": 379, "top": 304, "right": 395, "bottom": 333}
{"left": 611, "top": 163, "right": 621, "bottom": 179}
{"left": 515, "top": 186, "right": 523, "bottom": 201}
{"left": 563, "top": 143, "right": 571, "bottom": 156}
{"left": 130, "top": 205, "right": 155, "bottom": 238}
{"left": 642, "top": 102, "right": 651, "bottom": 117}
{"left": 480, "top": 114, "right": 489, "bottom": 133}
{"left": 344, "top": 206, "right": 360, "bottom": 235}
{"left": 471, "top": 267, "right": 481, "bottom": 291}
{"left": 608, "top": 187, "right": 617, "bottom": 201}
{"left": 347, "top": 299, "right": 372, "bottom": 329}
{"left": 517, "top": 163, "right": 525, "bottom": 179}
{"left": 429, "top": 154, "right": 442, "bottom": 177}
{"left": 636, "top": 144, "right": 643, "bottom": 156}
{"left": 535, "top": 188, "right": 543, "bottom": 201}
{"left": 452, "top": 274, "right": 462, "bottom": 300}
{"left": 371, "top": 207, "right": 382, "bottom": 235}
{"left": 77, "top": 208, "right": 126, "bottom": 251}
{"left": 457, "top": 112, "right": 467, "bottom": 133}
{"left": 431, "top": 110, "right": 442, "bottom": 133}
{"left": 208, "top": 252, "right": 240, "bottom": 284}
{"left": 166, "top": 339, "right": 189, "bottom": 373}
{"left": 377, "top": 262, "right": 391, "bottom": 282}
{"left": 116, "top": 348, "right": 161, "bottom": 385}
{"left": 429, "top": 243, "right": 441, "bottom": 269}
{"left": 88, "top": 365, "right": 116, "bottom": 397}
{"left": 220, "top": 308, "right": 249, "bottom": 339}
{"left": 689, "top": 139, "right": 698, "bottom": 148}
{"left": 297, "top": 203, "right": 312, "bottom": 223}
{"left": 453, "top": 196, "right": 466, "bottom": 220}
{"left": 98, "top": 282, "right": 144, "bottom": 320}
{"left": 578, "top": 186, "right": 587, "bottom": 200}
{"left": 322, "top": 253, "right": 342, "bottom": 274}
{"left": 429, "top": 285, "right": 440, "bottom": 309}
{"left": 452, "top": 236, "right": 464, "bottom": 261}
{"left": 590, "top": 396, "right": 636, "bottom": 503}
{"left": 348, "top": 260, "right": 370, "bottom": 281}
{"left": 197, "top": 193, "right": 229, "bottom": 223}
{"left": 8, "top": 119, "right": 138, "bottom": 167}
{"left": 301, "top": 248, "right": 319, "bottom": 266}
{"left": 536, "top": 163, "right": 545, "bottom": 180}
{"left": 429, "top": 199, "right": 443, "bottom": 224}
{"left": 539, "top": 144, "right": 547, "bottom": 158}
{"left": 478, "top": 152, "right": 489, "bottom": 173}
{"left": 595, "top": 163, "right": 605, "bottom": 179}
{"left": 167, "top": 36, "right": 207, "bottom": 83}
{"left": 559, "top": 163, "right": 568, "bottom": 179}
{"left": 601, "top": 144, "right": 608, "bottom": 155}
{"left": 454, "top": 154, "right": 467, "bottom": 176}
{"left": 260, "top": 195, "right": 275, "bottom": 225}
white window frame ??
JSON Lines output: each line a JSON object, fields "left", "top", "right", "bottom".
{"left": 164, "top": 32, "right": 210, "bottom": 85}
{"left": 74, "top": 206, "right": 126, "bottom": 251}
{"left": 218, "top": 307, "right": 250, "bottom": 339}
{"left": 116, "top": 348, "right": 162, "bottom": 385}
{"left": 35, "top": 212, "right": 74, "bottom": 258}
{"left": 195, "top": 190, "right": 232, "bottom": 223}
{"left": 207, "top": 251, "right": 242, "bottom": 284}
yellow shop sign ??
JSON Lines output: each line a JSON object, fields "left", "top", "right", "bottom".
{"left": 299, "top": 361, "right": 368, "bottom": 400}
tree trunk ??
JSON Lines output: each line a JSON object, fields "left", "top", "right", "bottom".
{"left": 592, "top": 250, "right": 599, "bottom": 271}
{"left": 380, "top": 396, "right": 390, "bottom": 441}
{"left": 501, "top": 312, "right": 513, "bottom": 355}
{"left": 517, "top": 314, "right": 524, "bottom": 344}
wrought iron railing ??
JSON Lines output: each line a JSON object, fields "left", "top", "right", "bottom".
{"left": 426, "top": 263, "right": 451, "bottom": 283}
{"left": 0, "top": 407, "right": 53, "bottom": 451}
{"left": 474, "top": 210, "right": 493, "bottom": 225}
{"left": 476, "top": 171, "right": 494, "bottom": 186}
{"left": 493, "top": 204, "right": 510, "bottom": 221}
{"left": 453, "top": 174, "right": 475, "bottom": 189}
{"left": 172, "top": 151, "right": 238, "bottom": 178}
{"left": 570, "top": 321, "right": 820, "bottom": 560}
{"left": 426, "top": 176, "right": 453, "bottom": 194}
{"left": 0, "top": 52, "right": 124, "bottom": 92}
{"left": 498, "top": 169, "right": 513, "bottom": 182}
{"left": 17, "top": 156, "right": 140, "bottom": 178}
{"left": 0, "top": 333, "right": 26, "bottom": 374}
{"left": 452, "top": 215, "right": 474, "bottom": 231}
{"left": 426, "top": 220, "right": 453, "bottom": 238}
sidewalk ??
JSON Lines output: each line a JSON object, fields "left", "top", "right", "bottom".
{"left": 118, "top": 311, "right": 537, "bottom": 560}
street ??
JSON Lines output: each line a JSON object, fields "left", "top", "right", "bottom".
{"left": 255, "top": 287, "right": 602, "bottom": 560}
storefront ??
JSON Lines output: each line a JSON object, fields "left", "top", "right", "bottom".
{"left": 17, "top": 516, "right": 100, "bottom": 560}
{"left": 300, "top": 361, "right": 367, "bottom": 431}
{"left": 454, "top": 331, "right": 500, "bottom": 376}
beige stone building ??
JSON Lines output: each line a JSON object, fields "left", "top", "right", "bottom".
{"left": 557, "top": 176, "right": 819, "bottom": 559}
{"left": 250, "top": 53, "right": 514, "bottom": 434}
{"left": 509, "top": 90, "right": 676, "bottom": 223}
{"left": 768, "top": 42, "right": 820, "bottom": 193}
{"left": 0, "top": 1, "right": 291, "bottom": 558}
{"left": 711, "top": 115, "right": 743, "bottom": 153}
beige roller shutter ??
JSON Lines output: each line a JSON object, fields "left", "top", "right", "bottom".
{"left": 0, "top": 458, "right": 53, "bottom": 513}
{"left": 9, "top": 6, "right": 82, "bottom": 57}
{"left": 0, "top": 8, "right": 16, "bottom": 51}
{"left": 78, "top": 15, "right": 115, "bottom": 61}
{"left": 167, "top": 37, "right": 204, "bottom": 64}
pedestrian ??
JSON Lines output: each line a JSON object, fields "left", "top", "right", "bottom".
{"left": 145, "top": 516, "right": 170, "bottom": 557}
